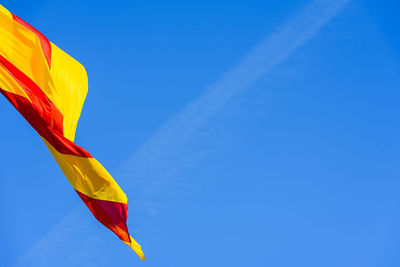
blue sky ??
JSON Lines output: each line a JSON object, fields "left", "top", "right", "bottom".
{"left": 1, "top": 0, "right": 400, "bottom": 266}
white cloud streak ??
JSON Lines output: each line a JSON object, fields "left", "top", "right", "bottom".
{"left": 15, "top": 0, "right": 351, "bottom": 266}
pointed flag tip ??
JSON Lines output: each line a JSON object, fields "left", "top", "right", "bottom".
{"left": 123, "top": 236, "right": 146, "bottom": 260}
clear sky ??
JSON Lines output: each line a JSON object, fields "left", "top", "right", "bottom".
{"left": 0, "top": 0, "right": 399, "bottom": 266}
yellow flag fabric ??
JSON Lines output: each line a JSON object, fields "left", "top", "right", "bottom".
{"left": 0, "top": 4, "right": 144, "bottom": 260}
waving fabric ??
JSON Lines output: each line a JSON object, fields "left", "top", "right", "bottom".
{"left": 0, "top": 4, "right": 144, "bottom": 260}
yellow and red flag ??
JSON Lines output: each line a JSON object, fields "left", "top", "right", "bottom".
{"left": 0, "top": 5, "right": 144, "bottom": 260}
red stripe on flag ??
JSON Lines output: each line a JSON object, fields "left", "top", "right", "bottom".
{"left": 0, "top": 54, "right": 63, "bottom": 134}
{"left": 0, "top": 89, "right": 92, "bottom": 158}
{"left": 0, "top": 55, "right": 92, "bottom": 157}
{"left": 76, "top": 190, "right": 131, "bottom": 243}
{"left": 0, "top": 55, "right": 91, "bottom": 157}
{"left": 12, "top": 14, "right": 52, "bottom": 68}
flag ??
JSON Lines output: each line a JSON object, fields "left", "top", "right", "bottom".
{"left": 0, "top": 5, "right": 144, "bottom": 260}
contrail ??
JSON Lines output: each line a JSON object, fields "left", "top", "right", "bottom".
{"left": 15, "top": 0, "right": 351, "bottom": 266}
